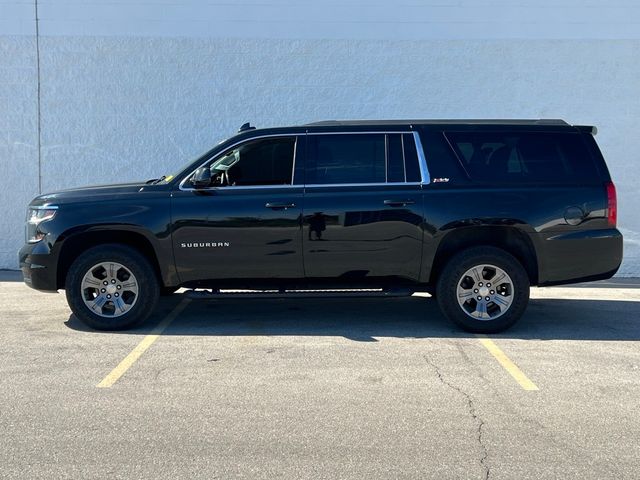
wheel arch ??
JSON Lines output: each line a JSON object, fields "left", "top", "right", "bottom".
{"left": 429, "top": 226, "right": 539, "bottom": 285}
{"left": 55, "top": 227, "right": 166, "bottom": 290}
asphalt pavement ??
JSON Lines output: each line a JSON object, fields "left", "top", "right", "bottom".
{"left": 1, "top": 272, "right": 639, "bottom": 479}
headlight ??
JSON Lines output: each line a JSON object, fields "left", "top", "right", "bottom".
{"left": 26, "top": 206, "right": 58, "bottom": 243}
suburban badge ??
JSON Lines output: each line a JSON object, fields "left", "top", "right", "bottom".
{"left": 181, "top": 242, "right": 231, "bottom": 248}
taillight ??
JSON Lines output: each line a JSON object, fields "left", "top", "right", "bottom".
{"left": 606, "top": 181, "right": 617, "bottom": 227}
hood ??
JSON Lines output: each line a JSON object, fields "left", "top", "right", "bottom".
{"left": 29, "top": 181, "right": 163, "bottom": 207}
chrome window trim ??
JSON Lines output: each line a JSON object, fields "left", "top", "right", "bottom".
{"left": 305, "top": 182, "right": 421, "bottom": 188}
{"left": 179, "top": 181, "right": 422, "bottom": 192}
{"left": 184, "top": 184, "right": 302, "bottom": 191}
{"left": 178, "top": 130, "right": 427, "bottom": 191}
{"left": 307, "top": 131, "right": 412, "bottom": 135}
{"left": 412, "top": 131, "right": 430, "bottom": 184}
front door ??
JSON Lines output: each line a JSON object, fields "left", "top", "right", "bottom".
{"left": 172, "top": 135, "right": 304, "bottom": 284}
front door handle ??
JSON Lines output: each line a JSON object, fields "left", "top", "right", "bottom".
{"left": 383, "top": 199, "right": 415, "bottom": 207}
{"left": 265, "top": 202, "right": 296, "bottom": 210}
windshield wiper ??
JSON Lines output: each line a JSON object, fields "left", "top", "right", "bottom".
{"left": 145, "top": 175, "right": 166, "bottom": 185}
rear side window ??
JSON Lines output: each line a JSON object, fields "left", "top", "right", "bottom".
{"left": 402, "top": 134, "right": 421, "bottom": 182}
{"left": 444, "top": 131, "right": 600, "bottom": 184}
{"left": 306, "top": 133, "right": 422, "bottom": 185}
{"left": 387, "top": 134, "right": 405, "bottom": 182}
{"left": 306, "top": 134, "right": 386, "bottom": 184}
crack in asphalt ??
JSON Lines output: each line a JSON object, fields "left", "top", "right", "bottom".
{"left": 425, "top": 355, "right": 490, "bottom": 480}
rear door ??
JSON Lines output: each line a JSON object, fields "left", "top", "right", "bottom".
{"left": 302, "top": 131, "right": 425, "bottom": 281}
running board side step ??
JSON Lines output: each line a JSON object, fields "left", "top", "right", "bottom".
{"left": 183, "top": 288, "right": 415, "bottom": 300}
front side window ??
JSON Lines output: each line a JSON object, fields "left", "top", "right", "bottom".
{"left": 205, "top": 136, "right": 296, "bottom": 187}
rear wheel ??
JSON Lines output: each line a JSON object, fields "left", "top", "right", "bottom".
{"left": 436, "top": 246, "right": 529, "bottom": 333}
{"left": 65, "top": 244, "right": 159, "bottom": 330}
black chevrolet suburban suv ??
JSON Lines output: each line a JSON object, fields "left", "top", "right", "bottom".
{"left": 19, "top": 119, "right": 622, "bottom": 333}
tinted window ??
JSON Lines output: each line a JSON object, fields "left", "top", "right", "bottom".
{"left": 387, "top": 134, "right": 405, "bottom": 182}
{"left": 445, "top": 131, "right": 599, "bottom": 184}
{"left": 403, "top": 134, "right": 421, "bottom": 182}
{"left": 211, "top": 137, "right": 296, "bottom": 186}
{"left": 307, "top": 134, "right": 385, "bottom": 184}
{"left": 419, "top": 130, "right": 470, "bottom": 184}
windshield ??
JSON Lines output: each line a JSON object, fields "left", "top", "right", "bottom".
{"left": 148, "top": 135, "right": 233, "bottom": 185}
{"left": 211, "top": 150, "right": 240, "bottom": 172}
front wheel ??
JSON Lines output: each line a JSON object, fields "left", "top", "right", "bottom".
{"left": 436, "top": 246, "right": 529, "bottom": 333}
{"left": 65, "top": 244, "right": 160, "bottom": 330}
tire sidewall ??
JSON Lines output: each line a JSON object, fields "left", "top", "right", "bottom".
{"left": 436, "top": 247, "right": 530, "bottom": 333}
{"left": 65, "top": 245, "right": 159, "bottom": 330}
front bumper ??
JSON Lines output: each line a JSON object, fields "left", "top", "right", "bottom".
{"left": 18, "top": 241, "right": 59, "bottom": 292}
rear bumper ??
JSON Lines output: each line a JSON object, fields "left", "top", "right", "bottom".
{"left": 18, "top": 241, "right": 59, "bottom": 292}
{"left": 537, "top": 228, "right": 623, "bottom": 286}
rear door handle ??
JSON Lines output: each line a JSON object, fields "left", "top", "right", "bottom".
{"left": 383, "top": 199, "right": 415, "bottom": 207}
{"left": 265, "top": 202, "right": 296, "bottom": 210}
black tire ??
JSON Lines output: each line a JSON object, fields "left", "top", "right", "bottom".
{"left": 436, "top": 246, "right": 529, "bottom": 333}
{"left": 65, "top": 244, "right": 160, "bottom": 330}
{"left": 160, "top": 286, "right": 179, "bottom": 296}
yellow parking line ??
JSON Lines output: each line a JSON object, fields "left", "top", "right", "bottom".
{"left": 97, "top": 298, "right": 191, "bottom": 388}
{"left": 477, "top": 335, "right": 539, "bottom": 391}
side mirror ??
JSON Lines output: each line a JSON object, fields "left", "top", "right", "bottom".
{"left": 191, "top": 167, "right": 212, "bottom": 188}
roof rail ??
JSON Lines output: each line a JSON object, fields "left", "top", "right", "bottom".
{"left": 304, "top": 119, "right": 570, "bottom": 127}
{"left": 305, "top": 120, "right": 341, "bottom": 126}
{"left": 534, "top": 119, "right": 569, "bottom": 125}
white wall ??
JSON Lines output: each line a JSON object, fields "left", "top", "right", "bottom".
{"left": 1, "top": 1, "right": 639, "bottom": 275}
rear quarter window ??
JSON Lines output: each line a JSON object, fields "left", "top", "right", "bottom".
{"left": 444, "top": 131, "right": 601, "bottom": 185}
{"left": 418, "top": 130, "right": 470, "bottom": 184}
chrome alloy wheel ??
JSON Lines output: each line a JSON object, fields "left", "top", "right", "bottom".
{"left": 456, "top": 264, "right": 514, "bottom": 321}
{"left": 80, "top": 262, "right": 139, "bottom": 318}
